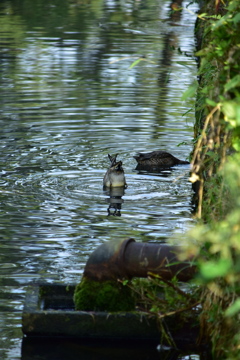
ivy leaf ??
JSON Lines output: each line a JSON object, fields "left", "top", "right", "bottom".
{"left": 232, "top": 140, "right": 240, "bottom": 152}
{"left": 181, "top": 81, "right": 198, "bottom": 100}
{"left": 200, "top": 258, "right": 232, "bottom": 280}
{"left": 222, "top": 101, "right": 240, "bottom": 126}
{"left": 232, "top": 12, "right": 240, "bottom": 25}
{"left": 224, "top": 74, "right": 240, "bottom": 92}
{"left": 206, "top": 98, "right": 217, "bottom": 107}
{"left": 225, "top": 298, "right": 240, "bottom": 317}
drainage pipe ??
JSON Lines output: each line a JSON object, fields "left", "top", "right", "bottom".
{"left": 83, "top": 238, "right": 195, "bottom": 282}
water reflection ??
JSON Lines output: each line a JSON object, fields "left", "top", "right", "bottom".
{"left": 135, "top": 166, "right": 175, "bottom": 176}
{"left": 134, "top": 160, "right": 190, "bottom": 173}
{"left": 104, "top": 186, "right": 125, "bottom": 216}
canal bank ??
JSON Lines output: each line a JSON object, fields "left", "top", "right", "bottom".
{"left": 186, "top": 0, "right": 240, "bottom": 358}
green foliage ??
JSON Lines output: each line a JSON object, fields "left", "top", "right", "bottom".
{"left": 132, "top": 274, "right": 200, "bottom": 316}
{"left": 128, "top": 276, "right": 200, "bottom": 348}
{"left": 184, "top": 152, "right": 240, "bottom": 359}
{"left": 183, "top": 0, "right": 240, "bottom": 358}
{"left": 181, "top": 81, "right": 198, "bottom": 101}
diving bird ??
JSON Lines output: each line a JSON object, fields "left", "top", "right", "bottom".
{"left": 103, "top": 154, "right": 127, "bottom": 188}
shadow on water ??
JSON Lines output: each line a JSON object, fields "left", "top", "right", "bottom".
{"left": 21, "top": 337, "right": 186, "bottom": 360}
{"left": 104, "top": 187, "right": 125, "bottom": 217}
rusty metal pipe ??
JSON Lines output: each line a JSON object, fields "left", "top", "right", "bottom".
{"left": 123, "top": 240, "right": 195, "bottom": 282}
{"left": 83, "top": 238, "right": 195, "bottom": 282}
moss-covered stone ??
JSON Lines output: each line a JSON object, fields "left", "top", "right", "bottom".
{"left": 74, "top": 277, "right": 136, "bottom": 312}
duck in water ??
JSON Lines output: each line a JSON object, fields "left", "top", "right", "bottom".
{"left": 134, "top": 150, "right": 189, "bottom": 168}
{"left": 103, "top": 154, "right": 127, "bottom": 188}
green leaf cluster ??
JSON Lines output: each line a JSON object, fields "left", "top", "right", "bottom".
{"left": 186, "top": 153, "right": 240, "bottom": 359}
{"left": 184, "top": 0, "right": 240, "bottom": 358}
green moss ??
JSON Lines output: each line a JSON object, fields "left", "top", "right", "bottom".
{"left": 74, "top": 277, "right": 136, "bottom": 312}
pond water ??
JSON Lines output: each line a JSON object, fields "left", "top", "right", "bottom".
{"left": 0, "top": 0, "right": 198, "bottom": 359}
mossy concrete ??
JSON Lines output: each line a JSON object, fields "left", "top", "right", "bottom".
{"left": 22, "top": 284, "right": 200, "bottom": 349}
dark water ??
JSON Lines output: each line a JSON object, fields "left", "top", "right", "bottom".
{"left": 0, "top": 0, "right": 198, "bottom": 358}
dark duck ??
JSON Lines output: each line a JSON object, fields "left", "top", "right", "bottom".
{"left": 134, "top": 150, "right": 189, "bottom": 169}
